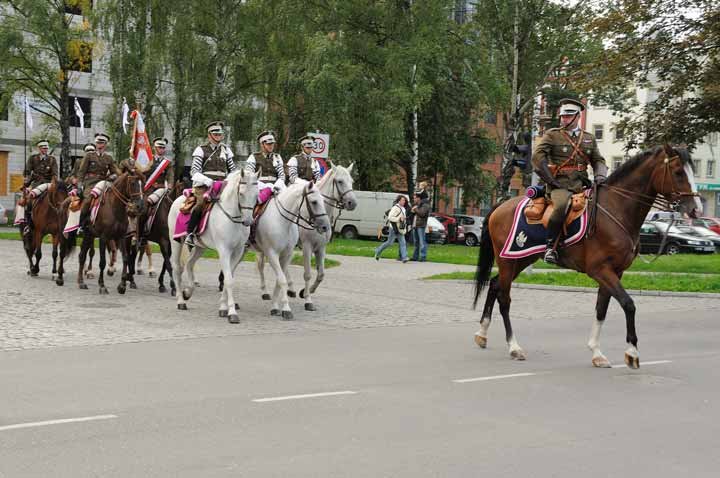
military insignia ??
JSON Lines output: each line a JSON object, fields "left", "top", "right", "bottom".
{"left": 515, "top": 231, "right": 527, "bottom": 248}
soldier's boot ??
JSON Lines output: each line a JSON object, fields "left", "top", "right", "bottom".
{"left": 184, "top": 200, "right": 205, "bottom": 248}
{"left": 23, "top": 200, "right": 33, "bottom": 236}
{"left": 544, "top": 198, "right": 571, "bottom": 265}
{"left": 78, "top": 198, "right": 92, "bottom": 234}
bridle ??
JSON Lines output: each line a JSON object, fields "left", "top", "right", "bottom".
{"left": 110, "top": 174, "right": 144, "bottom": 215}
{"left": 216, "top": 176, "right": 257, "bottom": 224}
{"left": 275, "top": 186, "right": 328, "bottom": 230}
{"left": 321, "top": 174, "right": 354, "bottom": 211}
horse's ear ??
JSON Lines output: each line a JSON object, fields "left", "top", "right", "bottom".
{"left": 327, "top": 159, "right": 334, "bottom": 170}
{"left": 346, "top": 162, "right": 354, "bottom": 174}
{"left": 663, "top": 143, "right": 675, "bottom": 158}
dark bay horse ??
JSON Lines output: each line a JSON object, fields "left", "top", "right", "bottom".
{"left": 77, "top": 172, "right": 146, "bottom": 294}
{"left": 23, "top": 179, "right": 68, "bottom": 279}
{"left": 141, "top": 188, "right": 176, "bottom": 295}
{"left": 473, "top": 145, "right": 702, "bottom": 369}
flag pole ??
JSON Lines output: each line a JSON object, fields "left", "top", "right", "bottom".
{"left": 23, "top": 95, "right": 27, "bottom": 173}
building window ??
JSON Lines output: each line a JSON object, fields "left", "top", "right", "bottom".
{"left": 613, "top": 125, "right": 625, "bottom": 142}
{"left": 65, "top": 1, "right": 92, "bottom": 15}
{"left": 593, "top": 124, "right": 604, "bottom": 141}
{"left": 693, "top": 159, "right": 700, "bottom": 176}
{"left": 612, "top": 156, "right": 623, "bottom": 171}
{"left": 69, "top": 97, "right": 91, "bottom": 127}
{"left": 67, "top": 40, "right": 93, "bottom": 72}
{"left": 707, "top": 160, "right": 715, "bottom": 178}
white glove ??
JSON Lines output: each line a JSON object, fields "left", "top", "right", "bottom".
{"left": 191, "top": 172, "right": 213, "bottom": 188}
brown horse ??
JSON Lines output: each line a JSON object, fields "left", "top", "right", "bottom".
{"left": 140, "top": 187, "right": 176, "bottom": 295}
{"left": 76, "top": 172, "right": 146, "bottom": 294}
{"left": 23, "top": 179, "right": 68, "bottom": 279}
{"left": 473, "top": 145, "right": 702, "bottom": 369}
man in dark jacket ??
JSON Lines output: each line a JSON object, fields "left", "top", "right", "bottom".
{"left": 410, "top": 191, "right": 430, "bottom": 262}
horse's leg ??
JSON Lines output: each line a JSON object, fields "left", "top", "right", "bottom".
{"left": 86, "top": 243, "right": 95, "bottom": 279}
{"left": 286, "top": 253, "right": 296, "bottom": 298}
{"left": 589, "top": 267, "right": 639, "bottom": 368}
{"left": 257, "top": 253, "right": 271, "bottom": 300}
{"left": 309, "top": 246, "right": 326, "bottom": 295}
{"left": 23, "top": 231, "right": 35, "bottom": 275}
{"left": 51, "top": 235, "right": 59, "bottom": 278}
{"left": 217, "top": 245, "right": 239, "bottom": 323}
{"left": 300, "top": 245, "right": 314, "bottom": 311}
{"left": 56, "top": 234, "right": 69, "bottom": 287}
{"left": 218, "top": 271, "right": 224, "bottom": 292}
{"left": 33, "top": 243, "right": 42, "bottom": 275}
{"left": 474, "top": 275, "right": 499, "bottom": 348}
{"left": 588, "top": 286, "right": 613, "bottom": 368}
{"left": 136, "top": 243, "right": 145, "bottom": 275}
{"left": 158, "top": 238, "right": 173, "bottom": 294}
{"left": 171, "top": 240, "right": 187, "bottom": 310}
{"left": 495, "top": 260, "right": 525, "bottom": 360}
{"left": 98, "top": 238, "right": 108, "bottom": 294}
{"left": 106, "top": 245, "right": 115, "bottom": 277}
{"left": 182, "top": 246, "right": 203, "bottom": 301}
{"left": 117, "top": 239, "right": 129, "bottom": 295}
{"left": 77, "top": 235, "right": 91, "bottom": 289}
{"left": 128, "top": 239, "right": 138, "bottom": 289}
{"left": 146, "top": 243, "right": 155, "bottom": 277}
{"left": 267, "top": 251, "right": 292, "bottom": 320}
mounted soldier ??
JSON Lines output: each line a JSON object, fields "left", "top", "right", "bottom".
{"left": 531, "top": 98, "right": 608, "bottom": 264}
{"left": 77, "top": 133, "right": 120, "bottom": 229}
{"left": 146, "top": 137, "right": 175, "bottom": 193}
{"left": 246, "top": 130, "right": 285, "bottom": 195}
{"left": 185, "top": 121, "right": 236, "bottom": 247}
{"left": 69, "top": 143, "right": 96, "bottom": 188}
{"left": 21, "top": 139, "right": 58, "bottom": 235}
{"left": 286, "top": 134, "right": 321, "bottom": 184}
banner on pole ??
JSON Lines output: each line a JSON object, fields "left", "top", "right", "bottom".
{"left": 129, "top": 110, "right": 153, "bottom": 172}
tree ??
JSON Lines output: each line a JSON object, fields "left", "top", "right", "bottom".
{"left": 576, "top": 0, "right": 720, "bottom": 148}
{"left": 0, "top": 0, "right": 94, "bottom": 175}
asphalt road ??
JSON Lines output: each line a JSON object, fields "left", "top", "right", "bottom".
{"left": 2, "top": 305, "right": 719, "bottom": 477}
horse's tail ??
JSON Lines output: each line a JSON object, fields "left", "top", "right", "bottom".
{"left": 473, "top": 205, "right": 499, "bottom": 309}
{"left": 61, "top": 232, "right": 77, "bottom": 260}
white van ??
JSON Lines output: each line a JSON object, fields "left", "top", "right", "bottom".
{"left": 334, "top": 190, "right": 408, "bottom": 239}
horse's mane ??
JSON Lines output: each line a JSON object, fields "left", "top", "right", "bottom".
{"left": 606, "top": 145, "right": 691, "bottom": 185}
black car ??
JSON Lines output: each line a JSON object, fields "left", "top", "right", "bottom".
{"left": 639, "top": 222, "right": 715, "bottom": 254}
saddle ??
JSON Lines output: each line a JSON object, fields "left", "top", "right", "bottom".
{"left": 179, "top": 194, "right": 214, "bottom": 215}
{"left": 524, "top": 191, "right": 588, "bottom": 230}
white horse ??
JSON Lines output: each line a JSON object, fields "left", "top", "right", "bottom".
{"left": 292, "top": 164, "right": 357, "bottom": 311}
{"left": 253, "top": 180, "right": 331, "bottom": 319}
{"left": 168, "top": 169, "right": 258, "bottom": 323}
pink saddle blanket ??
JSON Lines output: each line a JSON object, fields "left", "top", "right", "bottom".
{"left": 174, "top": 181, "right": 224, "bottom": 240}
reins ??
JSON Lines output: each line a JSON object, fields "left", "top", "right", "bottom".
{"left": 274, "top": 187, "right": 328, "bottom": 230}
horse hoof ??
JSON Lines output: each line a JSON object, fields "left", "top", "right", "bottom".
{"left": 299, "top": 288, "right": 306, "bottom": 299}
{"left": 281, "top": 310, "right": 293, "bottom": 321}
{"left": 270, "top": 309, "right": 280, "bottom": 316}
{"left": 129, "top": 282, "right": 137, "bottom": 290}
{"left": 592, "top": 356, "right": 612, "bottom": 368}
{"left": 474, "top": 334, "right": 487, "bottom": 349}
{"left": 177, "top": 303, "right": 187, "bottom": 310}
{"left": 106, "top": 270, "right": 113, "bottom": 277}
{"left": 262, "top": 293, "right": 271, "bottom": 301}
{"left": 510, "top": 349, "right": 527, "bottom": 361}
{"left": 624, "top": 353, "right": 640, "bottom": 369}
{"left": 304, "top": 303, "right": 316, "bottom": 311}
{"left": 287, "top": 290, "right": 296, "bottom": 298}
{"left": 148, "top": 272, "right": 156, "bottom": 278}
{"left": 86, "top": 271, "right": 95, "bottom": 279}
{"left": 79, "top": 283, "right": 88, "bottom": 290}
{"left": 171, "top": 289, "right": 177, "bottom": 297}
{"left": 219, "top": 309, "right": 228, "bottom": 317}
{"left": 136, "top": 270, "right": 144, "bottom": 275}
{"left": 182, "top": 288, "right": 192, "bottom": 301}
{"left": 228, "top": 314, "right": 240, "bottom": 324}
{"left": 56, "top": 279, "right": 64, "bottom": 287}
{"left": 30, "top": 271, "right": 38, "bottom": 277}
{"left": 117, "top": 285, "right": 126, "bottom": 295}
{"left": 159, "top": 285, "right": 167, "bottom": 293}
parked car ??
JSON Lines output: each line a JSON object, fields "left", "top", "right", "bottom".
{"left": 639, "top": 222, "right": 715, "bottom": 254}
{"left": 645, "top": 211, "right": 685, "bottom": 222}
{"left": 431, "top": 212, "right": 465, "bottom": 244}
{"left": 453, "top": 214, "right": 484, "bottom": 246}
{"left": 653, "top": 222, "right": 720, "bottom": 252}
{"left": 381, "top": 216, "right": 447, "bottom": 244}
{"left": 691, "top": 217, "right": 720, "bottom": 235}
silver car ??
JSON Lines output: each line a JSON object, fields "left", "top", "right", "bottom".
{"left": 454, "top": 214, "right": 484, "bottom": 246}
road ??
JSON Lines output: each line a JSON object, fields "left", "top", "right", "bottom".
{"left": 1, "top": 240, "right": 719, "bottom": 477}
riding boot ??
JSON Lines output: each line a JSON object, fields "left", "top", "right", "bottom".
{"left": 23, "top": 201, "right": 33, "bottom": 236}
{"left": 184, "top": 202, "right": 204, "bottom": 248}
{"left": 78, "top": 198, "right": 92, "bottom": 234}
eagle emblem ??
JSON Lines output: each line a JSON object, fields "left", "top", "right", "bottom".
{"left": 515, "top": 231, "right": 527, "bottom": 248}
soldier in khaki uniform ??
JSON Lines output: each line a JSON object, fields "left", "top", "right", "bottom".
{"left": 286, "top": 134, "right": 321, "bottom": 184}
{"left": 22, "top": 139, "right": 59, "bottom": 233}
{"left": 185, "top": 121, "right": 236, "bottom": 247}
{"left": 147, "top": 137, "right": 174, "bottom": 191}
{"left": 77, "top": 133, "right": 120, "bottom": 227}
{"left": 531, "top": 98, "right": 608, "bottom": 264}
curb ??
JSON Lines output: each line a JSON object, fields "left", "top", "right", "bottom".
{"left": 451, "top": 280, "right": 720, "bottom": 299}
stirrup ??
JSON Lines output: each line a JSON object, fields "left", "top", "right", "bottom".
{"left": 543, "top": 248, "right": 559, "bottom": 264}
{"left": 184, "top": 233, "right": 196, "bottom": 247}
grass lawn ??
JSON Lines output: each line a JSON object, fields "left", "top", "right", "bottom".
{"left": 423, "top": 270, "right": 720, "bottom": 293}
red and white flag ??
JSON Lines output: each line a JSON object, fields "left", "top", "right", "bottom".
{"left": 144, "top": 157, "right": 171, "bottom": 191}
{"left": 129, "top": 110, "right": 153, "bottom": 172}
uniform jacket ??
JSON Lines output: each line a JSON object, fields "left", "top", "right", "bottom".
{"left": 24, "top": 154, "right": 58, "bottom": 187}
{"left": 77, "top": 151, "right": 118, "bottom": 189}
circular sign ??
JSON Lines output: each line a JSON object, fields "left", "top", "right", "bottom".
{"left": 313, "top": 138, "right": 327, "bottom": 156}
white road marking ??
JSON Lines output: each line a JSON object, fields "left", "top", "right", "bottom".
{"left": 252, "top": 391, "right": 358, "bottom": 403}
{"left": 612, "top": 359, "right": 673, "bottom": 369}
{"left": 453, "top": 372, "right": 538, "bottom": 384}
{"left": 0, "top": 414, "right": 118, "bottom": 432}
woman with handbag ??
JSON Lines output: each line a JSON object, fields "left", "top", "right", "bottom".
{"left": 374, "top": 195, "right": 409, "bottom": 263}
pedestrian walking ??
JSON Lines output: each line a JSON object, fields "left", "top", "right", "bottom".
{"left": 375, "top": 195, "right": 409, "bottom": 262}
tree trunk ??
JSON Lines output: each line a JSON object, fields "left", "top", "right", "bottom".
{"left": 59, "top": 78, "right": 72, "bottom": 178}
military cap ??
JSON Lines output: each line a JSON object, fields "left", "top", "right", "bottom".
{"left": 94, "top": 132, "right": 110, "bottom": 143}
{"left": 83, "top": 143, "right": 96, "bottom": 153}
{"left": 558, "top": 98, "right": 585, "bottom": 116}
{"left": 36, "top": 140, "right": 50, "bottom": 148}
{"left": 299, "top": 134, "right": 315, "bottom": 148}
{"left": 153, "top": 137, "right": 169, "bottom": 148}
{"left": 257, "top": 130, "right": 276, "bottom": 144}
{"left": 206, "top": 121, "right": 225, "bottom": 135}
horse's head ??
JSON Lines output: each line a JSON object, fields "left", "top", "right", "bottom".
{"left": 303, "top": 181, "right": 331, "bottom": 235}
{"left": 329, "top": 163, "right": 357, "bottom": 211}
{"left": 651, "top": 145, "right": 703, "bottom": 219}
{"left": 229, "top": 169, "right": 258, "bottom": 227}
{"left": 119, "top": 172, "right": 146, "bottom": 217}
